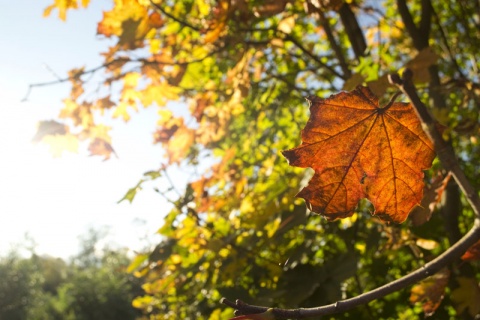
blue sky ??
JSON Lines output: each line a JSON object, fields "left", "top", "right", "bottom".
{"left": 0, "top": 1, "right": 179, "bottom": 258}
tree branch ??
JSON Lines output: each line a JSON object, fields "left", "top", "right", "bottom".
{"left": 221, "top": 70, "right": 480, "bottom": 319}
{"left": 317, "top": 9, "right": 351, "bottom": 78}
{"left": 338, "top": 3, "right": 366, "bottom": 61}
{"left": 419, "top": 0, "right": 432, "bottom": 41}
{"left": 396, "top": 0, "right": 429, "bottom": 49}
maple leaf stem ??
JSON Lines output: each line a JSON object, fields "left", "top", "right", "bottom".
{"left": 381, "top": 90, "right": 402, "bottom": 112}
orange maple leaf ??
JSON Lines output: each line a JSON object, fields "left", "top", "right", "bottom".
{"left": 282, "top": 86, "right": 435, "bottom": 223}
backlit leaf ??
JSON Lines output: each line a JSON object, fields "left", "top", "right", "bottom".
{"left": 88, "top": 138, "right": 116, "bottom": 160}
{"left": 283, "top": 86, "right": 436, "bottom": 223}
{"left": 127, "top": 253, "right": 149, "bottom": 273}
{"left": 43, "top": 0, "right": 79, "bottom": 21}
{"left": 41, "top": 133, "right": 79, "bottom": 157}
{"left": 410, "top": 268, "right": 450, "bottom": 317}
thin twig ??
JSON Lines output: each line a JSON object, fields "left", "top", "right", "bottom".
{"left": 23, "top": 47, "right": 222, "bottom": 101}
{"left": 42, "top": 63, "right": 62, "bottom": 81}
{"left": 381, "top": 91, "right": 402, "bottom": 112}
{"left": 22, "top": 58, "right": 128, "bottom": 101}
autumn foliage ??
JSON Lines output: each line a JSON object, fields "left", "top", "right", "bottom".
{"left": 283, "top": 87, "right": 435, "bottom": 223}
{"left": 37, "top": 0, "right": 480, "bottom": 319}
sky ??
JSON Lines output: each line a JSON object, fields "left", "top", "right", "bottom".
{"left": 0, "top": 1, "right": 179, "bottom": 258}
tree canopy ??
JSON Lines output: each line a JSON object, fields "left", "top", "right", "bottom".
{"left": 35, "top": 0, "right": 480, "bottom": 319}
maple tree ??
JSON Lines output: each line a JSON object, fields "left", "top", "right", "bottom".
{"left": 32, "top": 0, "right": 480, "bottom": 319}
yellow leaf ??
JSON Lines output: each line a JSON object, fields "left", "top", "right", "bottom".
{"left": 43, "top": 4, "right": 56, "bottom": 17}
{"left": 167, "top": 126, "right": 195, "bottom": 163}
{"left": 149, "top": 38, "right": 161, "bottom": 53}
{"left": 97, "top": 0, "right": 149, "bottom": 40}
{"left": 156, "top": 109, "right": 174, "bottom": 126}
{"left": 170, "top": 254, "right": 182, "bottom": 264}
{"left": 132, "top": 295, "right": 153, "bottom": 309}
{"left": 278, "top": 16, "right": 295, "bottom": 34}
{"left": 415, "top": 238, "right": 439, "bottom": 250}
{"left": 113, "top": 101, "right": 134, "bottom": 121}
{"left": 196, "top": 0, "right": 210, "bottom": 16}
{"left": 127, "top": 254, "right": 149, "bottom": 273}
{"left": 42, "top": 133, "right": 79, "bottom": 157}
{"left": 123, "top": 72, "right": 141, "bottom": 87}
{"left": 141, "top": 83, "right": 180, "bottom": 107}
{"left": 43, "top": 0, "right": 80, "bottom": 21}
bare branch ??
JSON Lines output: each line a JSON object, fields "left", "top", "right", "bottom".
{"left": 397, "top": 0, "right": 433, "bottom": 50}
{"left": 338, "top": 3, "right": 366, "bottom": 61}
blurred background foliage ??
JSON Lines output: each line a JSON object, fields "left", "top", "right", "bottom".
{"left": 0, "top": 229, "right": 143, "bottom": 320}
